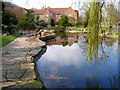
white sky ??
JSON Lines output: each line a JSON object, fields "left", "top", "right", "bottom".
{"left": 6, "top": 0, "right": 119, "bottom": 10}
{"left": 11, "top": 0, "right": 73, "bottom": 9}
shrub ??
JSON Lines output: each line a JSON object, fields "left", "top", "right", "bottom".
{"left": 39, "top": 26, "right": 43, "bottom": 30}
{"left": 75, "top": 21, "right": 77, "bottom": 27}
{"left": 50, "top": 18, "right": 55, "bottom": 26}
{"left": 39, "top": 20, "right": 47, "bottom": 27}
{"left": 67, "top": 22, "right": 73, "bottom": 26}
{"left": 59, "top": 15, "right": 68, "bottom": 27}
{"left": 17, "top": 17, "right": 35, "bottom": 30}
{"left": 48, "top": 26, "right": 65, "bottom": 32}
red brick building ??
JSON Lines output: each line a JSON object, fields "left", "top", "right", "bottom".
{"left": 29, "top": 7, "right": 80, "bottom": 24}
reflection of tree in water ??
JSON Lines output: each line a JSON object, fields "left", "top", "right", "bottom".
{"left": 85, "top": 74, "right": 118, "bottom": 88}
{"left": 85, "top": 76, "right": 101, "bottom": 88}
{"left": 56, "top": 32, "right": 68, "bottom": 39}
{"left": 103, "top": 38, "right": 117, "bottom": 47}
{"left": 62, "top": 41, "right": 68, "bottom": 47}
{"left": 108, "top": 74, "right": 118, "bottom": 88}
{"left": 85, "top": 2, "right": 100, "bottom": 63}
{"left": 85, "top": 1, "right": 118, "bottom": 65}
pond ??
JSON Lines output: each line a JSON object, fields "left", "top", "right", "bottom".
{"left": 36, "top": 32, "right": 118, "bottom": 88}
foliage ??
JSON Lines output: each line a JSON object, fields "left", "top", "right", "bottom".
{"left": 1, "top": 35, "right": 21, "bottom": 47}
{"left": 17, "top": 17, "right": 35, "bottom": 30}
{"left": 36, "top": 14, "right": 40, "bottom": 21}
{"left": 59, "top": 15, "right": 68, "bottom": 27}
{"left": 105, "top": 3, "right": 119, "bottom": 33}
{"left": 86, "top": 2, "right": 102, "bottom": 62}
{"left": 112, "top": 31, "right": 119, "bottom": 35}
{"left": 47, "top": 26, "right": 65, "bottom": 32}
{"left": 50, "top": 18, "right": 55, "bottom": 26}
{"left": 39, "top": 26, "right": 43, "bottom": 30}
{"left": 67, "top": 22, "right": 73, "bottom": 26}
{"left": 75, "top": 21, "right": 77, "bottom": 27}
{"left": 2, "top": 2, "right": 18, "bottom": 26}
{"left": 39, "top": 20, "right": 47, "bottom": 27}
{"left": 66, "top": 26, "right": 84, "bottom": 31}
{"left": 62, "top": 41, "right": 68, "bottom": 47}
{"left": 17, "top": 11, "right": 35, "bottom": 30}
{"left": 84, "top": 10, "right": 89, "bottom": 28}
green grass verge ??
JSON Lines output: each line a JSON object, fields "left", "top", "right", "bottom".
{"left": 18, "top": 80, "right": 43, "bottom": 88}
{"left": 46, "top": 26, "right": 65, "bottom": 32}
{"left": 66, "top": 26, "right": 84, "bottom": 31}
{"left": 112, "top": 31, "right": 119, "bottom": 35}
{"left": 1, "top": 35, "right": 21, "bottom": 47}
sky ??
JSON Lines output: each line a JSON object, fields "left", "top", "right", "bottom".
{"left": 4, "top": 0, "right": 120, "bottom": 10}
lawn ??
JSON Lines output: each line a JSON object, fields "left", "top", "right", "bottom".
{"left": 1, "top": 34, "right": 21, "bottom": 47}
{"left": 112, "top": 31, "right": 119, "bottom": 35}
{"left": 66, "top": 25, "right": 84, "bottom": 31}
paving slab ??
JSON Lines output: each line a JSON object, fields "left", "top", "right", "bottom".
{"left": 1, "top": 35, "right": 46, "bottom": 88}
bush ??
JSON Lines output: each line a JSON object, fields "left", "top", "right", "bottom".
{"left": 50, "top": 18, "right": 55, "bottom": 26}
{"left": 39, "top": 26, "right": 43, "bottom": 30}
{"left": 48, "top": 26, "right": 65, "bottom": 32}
{"left": 67, "top": 22, "right": 73, "bottom": 26}
{"left": 75, "top": 21, "right": 77, "bottom": 27}
{"left": 39, "top": 20, "right": 47, "bottom": 27}
{"left": 59, "top": 15, "right": 68, "bottom": 27}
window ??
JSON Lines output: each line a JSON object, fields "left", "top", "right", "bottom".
{"left": 46, "top": 18, "right": 48, "bottom": 21}
{"left": 46, "top": 14, "right": 48, "bottom": 17}
{"left": 69, "top": 14, "right": 71, "bottom": 17}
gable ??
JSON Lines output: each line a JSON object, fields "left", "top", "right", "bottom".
{"left": 64, "top": 7, "right": 77, "bottom": 17}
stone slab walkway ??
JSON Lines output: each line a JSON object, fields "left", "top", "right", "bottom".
{"left": 1, "top": 34, "right": 46, "bottom": 88}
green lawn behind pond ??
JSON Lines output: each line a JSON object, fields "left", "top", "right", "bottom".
{"left": 66, "top": 25, "right": 84, "bottom": 31}
{"left": 1, "top": 34, "right": 21, "bottom": 47}
{"left": 112, "top": 31, "right": 119, "bottom": 35}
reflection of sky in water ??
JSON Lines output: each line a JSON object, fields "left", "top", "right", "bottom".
{"left": 37, "top": 37, "right": 118, "bottom": 88}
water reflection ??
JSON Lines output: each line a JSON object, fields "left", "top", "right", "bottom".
{"left": 85, "top": 74, "right": 118, "bottom": 88}
{"left": 36, "top": 32, "right": 118, "bottom": 88}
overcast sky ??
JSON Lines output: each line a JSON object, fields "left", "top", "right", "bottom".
{"left": 6, "top": 0, "right": 119, "bottom": 10}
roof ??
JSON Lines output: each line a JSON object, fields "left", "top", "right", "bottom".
{"left": 74, "top": 10, "right": 79, "bottom": 14}
{"left": 30, "top": 7, "right": 78, "bottom": 15}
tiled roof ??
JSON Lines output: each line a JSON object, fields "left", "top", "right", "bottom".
{"left": 49, "top": 8, "right": 68, "bottom": 15}
{"left": 31, "top": 7, "right": 78, "bottom": 15}
{"left": 32, "top": 7, "right": 68, "bottom": 15}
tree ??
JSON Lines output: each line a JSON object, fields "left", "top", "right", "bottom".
{"left": 85, "top": 1, "right": 105, "bottom": 63}
{"left": 39, "top": 20, "right": 47, "bottom": 27}
{"left": 50, "top": 18, "right": 55, "bottom": 26}
{"left": 59, "top": 15, "right": 68, "bottom": 27}
{"left": 17, "top": 17, "right": 35, "bottom": 30}
{"left": 2, "top": 2, "right": 18, "bottom": 34}
{"left": 105, "top": 3, "right": 119, "bottom": 33}
{"left": 17, "top": 10, "right": 35, "bottom": 32}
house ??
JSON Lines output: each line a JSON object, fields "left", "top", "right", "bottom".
{"left": 29, "top": 7, "right": 80, "bottom": 24}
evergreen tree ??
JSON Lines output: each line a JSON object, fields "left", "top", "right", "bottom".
{"left": 17, "top": 10, "right": 35, "bottom": 31}
{"left": 50, "top": 18, "right": 55, "bottom": 26}
{"left": 59, "top": 15, "right": 68, "bottom": 27}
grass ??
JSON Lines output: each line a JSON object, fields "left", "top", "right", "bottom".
{"left": 46, "top": 26, "right": 65, "bottom": 32}
{"left": 17, "top": 80, "right": 43, "bottom": 88}
{"left": 66, "top": 25, "right": 84, "bottom": 31}
{"left": 112, "top": 31, "right": 119, "bottom": 35}
{"left": 1, "top": 34, "right": 21, "bottom": 47}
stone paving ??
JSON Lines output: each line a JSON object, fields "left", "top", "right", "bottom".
{"left": 1, "top": 34, "right": 46, "bottom": 88}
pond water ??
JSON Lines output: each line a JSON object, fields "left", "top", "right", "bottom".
{"left": 36, "top": 32, "right": 118, "bottom": 88}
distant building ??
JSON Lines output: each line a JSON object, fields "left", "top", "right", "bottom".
{"left": 29, "top": 7, "right": 81, "bottom": 24}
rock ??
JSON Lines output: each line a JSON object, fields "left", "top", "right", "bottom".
{"left": 2, "top": 34, "right": 7, "bottom": 36}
